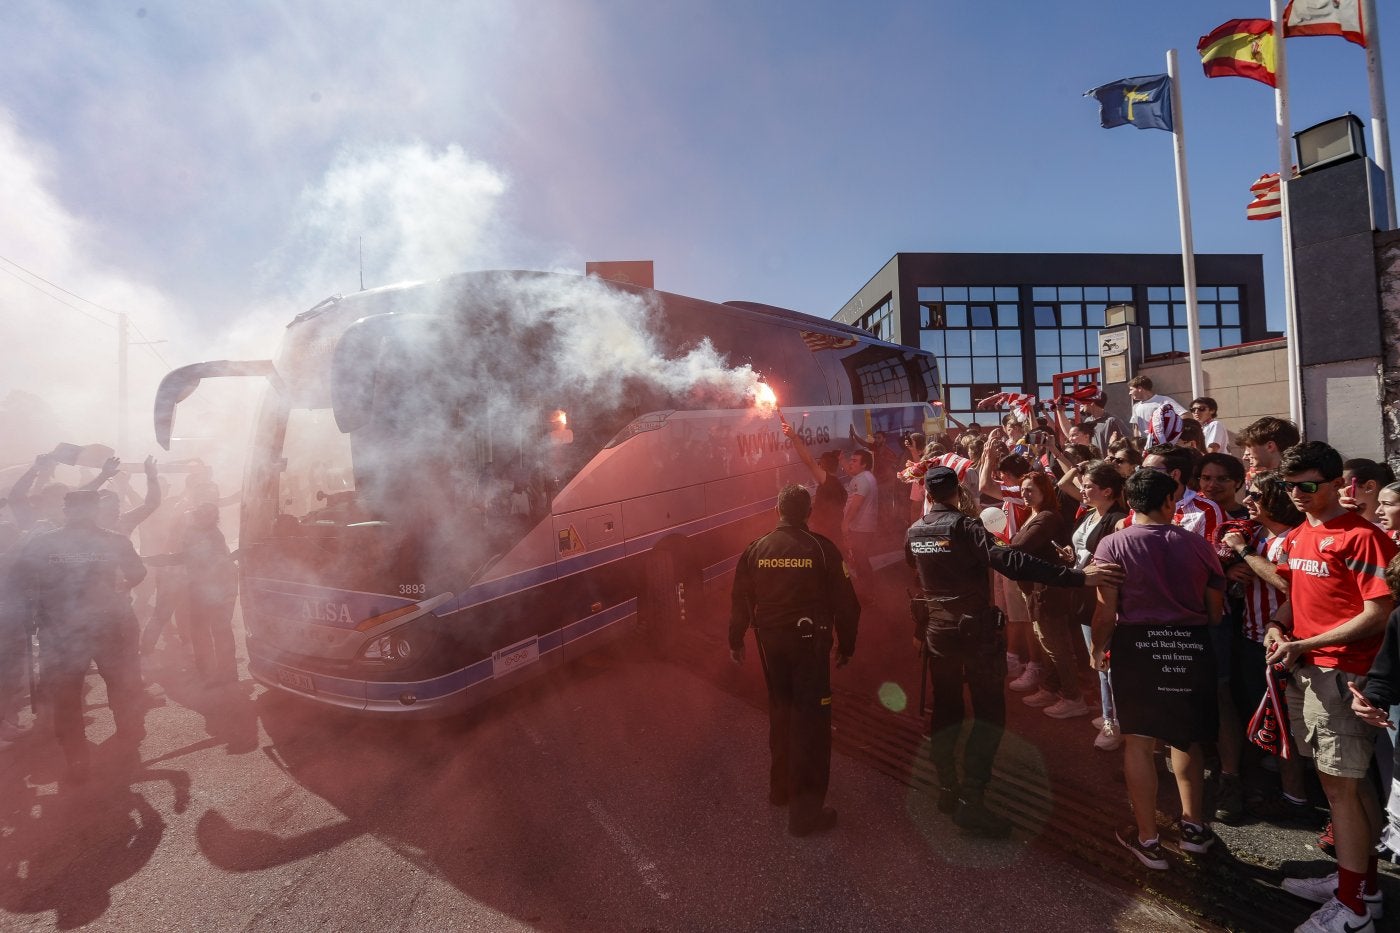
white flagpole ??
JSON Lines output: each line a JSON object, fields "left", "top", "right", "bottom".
{"left": 1166, "top": 50, "right": 1204, "bottom": 402}
{"left": 1273, "top": 0, "right": 1304, "bottom": 428}
{"left": 1363, "top": 0, "right": 1395, "bottom": 229}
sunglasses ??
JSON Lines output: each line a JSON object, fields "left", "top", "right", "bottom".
{"left": 1106, "top": 456, "right": 1131, "bottom": 464}
{"left": 1282, "top": 480, "right": 1324, "bottom": 494}
{"left": 1189, "top": 406, "right": 1211, "bottom": 412}
{"left": 1242, "top": 489, "right": 1261, "bottom": 500}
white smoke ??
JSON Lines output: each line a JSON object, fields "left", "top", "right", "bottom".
{"left": 261, "top": 141, "right": 512, "bottom": 311}
{"left": 0, "top": 109, "right": 187, "bottom": 467}
{"left": 496, "top": 273, "right": 763, "bottom": 405}
{"left": 0, "top": 122, "right": 767, "bottom": 523}
{"left": 253, "top": 139, "right": 766, "bottom": 408}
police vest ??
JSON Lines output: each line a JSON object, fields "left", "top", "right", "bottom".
{"left": 907, "top": 507, "right": 994, "bottom": 613}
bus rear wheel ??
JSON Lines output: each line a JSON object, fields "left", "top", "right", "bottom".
{"left": 641, "top": 549, "right": 683, "bottom": 637}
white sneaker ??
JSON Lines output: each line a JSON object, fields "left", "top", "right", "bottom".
{"left": 1008, "top": 663, "right": 1043, "bottom": 692}
{"left": 1045, "top": 697, "right": 1090, "bottom": 719}
{"left": 1094, "top": 720, "right": 1123, "bottom": 751}
{"left": 1283, "top": 873, "right": 1383, "bottom": 919}
{"left": 1005, "top": 653, "right": 1025, "bottom": 679}
{"left": 1022, "top": 688, "right": 1058, "bottom": 708}
{"left": 1293, "top": 896, "right": 1374, "bottom": 933}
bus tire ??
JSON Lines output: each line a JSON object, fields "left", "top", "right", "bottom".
{"left": 641, "top": 548, "right": 683, "bottom": 637}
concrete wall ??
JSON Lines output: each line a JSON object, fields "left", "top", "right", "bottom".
{"left": 1377, "top": 230, "right": 1400, "bottom": 474}
{"left": 1136, "top": 338, "right": 1290, "bottom": 441}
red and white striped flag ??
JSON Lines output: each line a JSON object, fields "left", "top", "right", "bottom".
{"left": 976, "top": 391, "right": 1038, "bottom": 421}
{"left": 1246, "top": 166, "right": 1299, "bottom": 221}
{"left": 1148, "top": 403, "right": 1184, "bottom": 446}
{"left": 1284, "top": 0, "right": 1365, "bottom": 47}
{"left": 1247, "top": 172, "right": 1282, "bottom": 220}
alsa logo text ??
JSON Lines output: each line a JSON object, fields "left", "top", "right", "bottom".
{"left": 300, "top": 598, "right": 354, "bottom": 625}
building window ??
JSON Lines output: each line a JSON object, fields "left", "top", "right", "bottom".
{"left": 918, "top": 285, "right": 1027, "bottom": 427}
{"left": 1144, "top": 286, "right": 1245, "bottom": 356}
{"left": 856, "top": 294, "right": 896, "bottom": 343}
{"left": 1025, "top": 286, "right": 1112, "bottom": 402}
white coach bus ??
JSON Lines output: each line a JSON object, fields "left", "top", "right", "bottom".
{"left": 154, "top": 271, "right": 941, "bottom": 714}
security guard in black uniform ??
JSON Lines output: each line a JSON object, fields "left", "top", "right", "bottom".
{"left": 730, "top": 483, "right": 859, "bottom": 837}
{"left": 908, "top": 467, "right": 1121, "bottom": 837}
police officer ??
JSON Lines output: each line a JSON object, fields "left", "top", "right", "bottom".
{"left": 11, "top": 490, "right": 147, "bottom": 781}
{"left": 730, "top": 483, "right": 859, "bottom": 837}
{"left": 909, "top": 467, "right": 1122, "bottom": 837}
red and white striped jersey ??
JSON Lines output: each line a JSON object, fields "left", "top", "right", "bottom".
{"left": 1240, "top": 528, "right": 1287, "bottom": 643}
{"left": 1000, "top": 481, "right": 1030, "bottom": 537}
{"left": 1174, "top": 489, "right": 1225, "bottom": 540}
{"left": 897, "top": 452, "right": 973, "bottom": 483}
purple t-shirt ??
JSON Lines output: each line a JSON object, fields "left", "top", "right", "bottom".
{"left": 1093, "top": 523, "right": 1226, "bottom": 627}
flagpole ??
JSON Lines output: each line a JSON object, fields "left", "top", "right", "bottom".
{"left": 1166, "top": 49, "right": 1204, "bottom": 402}
{"left": 1272, "top": 0, "right": 1304, "bottom": 428}
{"left": 1363, "top": 0, "right": 1395, "bottom": 229}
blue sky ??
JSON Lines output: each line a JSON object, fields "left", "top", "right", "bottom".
{"left": 0, "top": 0, "right": 1393, "bottom": 443}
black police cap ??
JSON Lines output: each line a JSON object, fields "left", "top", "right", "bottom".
{"left": 923, "top": 466, "right": 959, "bottom": 496}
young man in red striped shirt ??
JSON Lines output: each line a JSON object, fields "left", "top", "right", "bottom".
{"left": 1270, "top": 443, "right": 1397, "bottom": 932}
{"left": 1222, "top": 471, "right": 1309, "bottom": 820}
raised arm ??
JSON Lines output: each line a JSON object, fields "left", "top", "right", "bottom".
{"left": 81, "top": 457, "right": 121, "bottom": 492}
{"left": 8, "top": 454, "right": 54, "bottom": 529}
{"left": 782, "top": 422, "right": 826, "bottom": 485}
{"left": 978, "top": 439, "right": 1002, "bottom": 500}
{"left": 119, "top": 456, "right": 163, "bottom": 534}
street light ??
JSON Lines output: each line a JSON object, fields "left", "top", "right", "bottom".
{"left": 1294, "top": 113, "right": 1367, "bottom": 175}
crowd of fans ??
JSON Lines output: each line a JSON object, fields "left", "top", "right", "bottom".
{"left": 0, "top": 447, "right": 238, "bottom": 778}
{"left": 887, "top": 374, "right": 1400, "bottom": 933}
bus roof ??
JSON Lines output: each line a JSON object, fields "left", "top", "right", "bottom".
{"left": 285, "top": 271, "right": 896, "bottom": 350}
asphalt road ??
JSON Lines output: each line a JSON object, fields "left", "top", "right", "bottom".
{"left": 0, "top": 602, "right": 1197, "bottom": 933}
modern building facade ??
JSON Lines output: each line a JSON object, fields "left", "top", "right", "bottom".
{"left": 833, "top": 252, "right": 1270, "bottom": 426}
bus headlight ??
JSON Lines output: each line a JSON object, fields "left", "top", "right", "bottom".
{"left": 361, "top": 633, "right": 414, "bottom": 662}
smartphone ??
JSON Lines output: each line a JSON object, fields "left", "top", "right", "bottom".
{"left": 1347, "top": 682, "right": 1393, "bottom": 723}
{"left": 1349, "top": 477, "right": 1359, "bottom": 499}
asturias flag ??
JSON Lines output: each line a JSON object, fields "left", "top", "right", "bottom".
{"left": 1085, "top": 74, "right": 1174, "bottom": 132}
{"left": 1198, "top": 19, "right": 1278, "bottom": 87}
{"left": 1285, "top": 0, "right": 1366, "bottom": 47}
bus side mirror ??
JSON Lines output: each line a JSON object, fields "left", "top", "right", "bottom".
{"left": 154, "top": 360, "right": 281, "bottom": 450}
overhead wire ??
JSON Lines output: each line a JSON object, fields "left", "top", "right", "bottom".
{"left": 0, "top": 262, "right": 116, "bottom": 330}
{"left": 0, "top": 252, "right": 176, "bottom": 368}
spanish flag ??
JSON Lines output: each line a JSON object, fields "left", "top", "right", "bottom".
{"left": 1197, "top": 19, "right": 1277, "bottom": 87}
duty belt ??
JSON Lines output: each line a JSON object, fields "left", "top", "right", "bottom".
{"left": 758, "top": 616, "right": 830, "bottom": 638}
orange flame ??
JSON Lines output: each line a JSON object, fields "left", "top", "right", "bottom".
{"left": 754, "top": 383, "right": 777, "bottom": 409}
